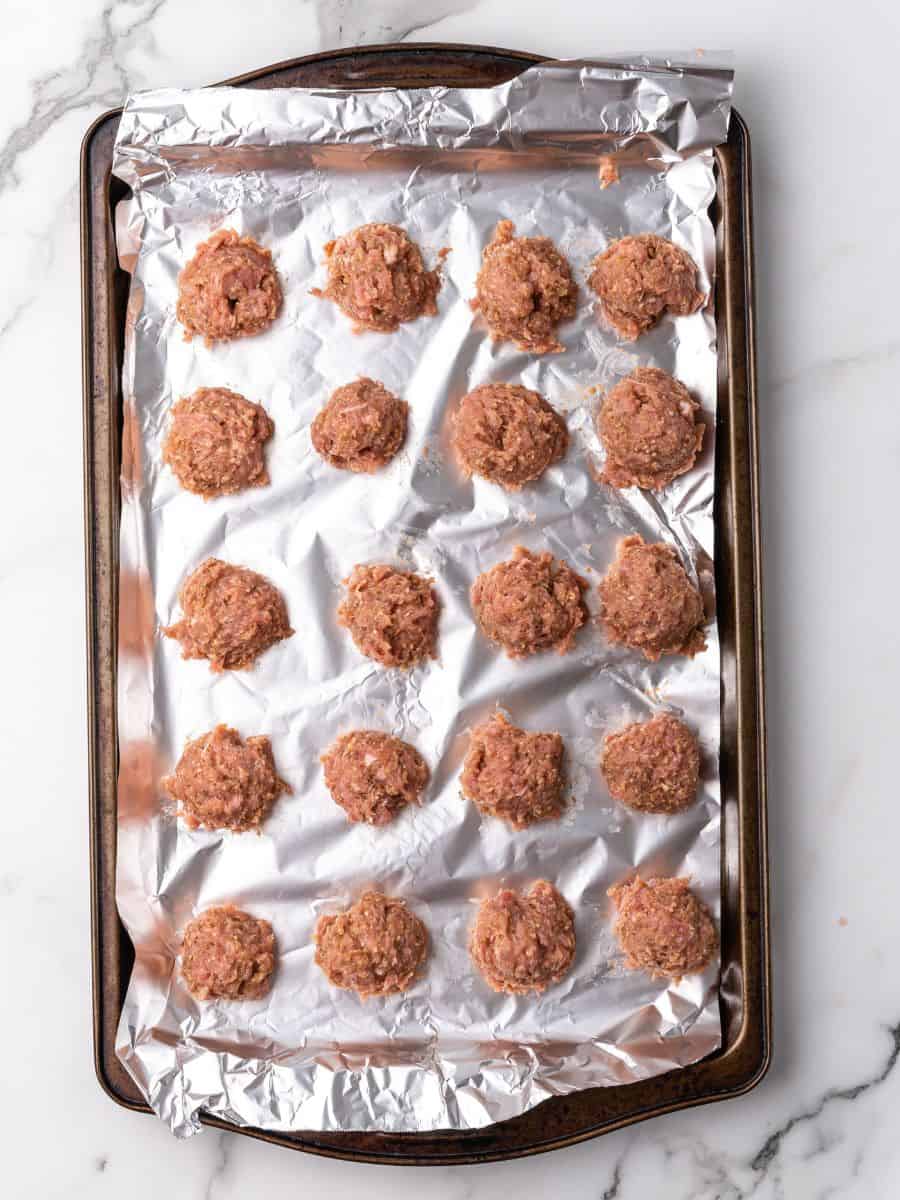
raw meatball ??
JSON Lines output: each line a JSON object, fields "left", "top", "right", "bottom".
{"left": 162, "top": 724, "right": 290, "bottom": 833}
{"left": 598, "top": 535, "right": 706, "bottom": 661}
{"left": 608, "top": 876, "right": 717, "bottom": 979}
{"left": 589, "top": 234, "right": 704, "bottom": 340}
{"left": 181, "top": 905, "right": 276, "bottom": 1000}
{"left": 462, "top": 712, "right": 566, "bottom": 828}
{"left": 321, "top": 731, "right": 429, "bottom": 826}
{"left": 314, "top": 223, "right": 441, "bottom": 332}
{"left": 452, "top": 383, "right": 568, "bottom": 490}
{"left": 598, "top": 367, "right": 704, "bottom": 490}
{"left": 601, "top": 713, "right": 700, "bottom": 814}
{"left": 162, "top": 387, "right": 274, "bottom": 499}
{"left": 176, "top": 229, "right": 282, "bottom": 345}
{"left": 163, "top": 558, "right": 293, "bottom": 672}
{"left": 471, "top": 546, "right": 588, "bottom": 659}
{"left": 470, "top": 880, "right": 576, "bottom": 995}
{"left": 311, "top": 378, "right": 408, "bottom": 473}
{"left": 337, "top": 564, "right": 439, "bottom": 668}
{"left": 315, "top": 891, "right": 428, "bottom": 998}
{"left": 473, "top": 220, "right": 577, "bottom": 353}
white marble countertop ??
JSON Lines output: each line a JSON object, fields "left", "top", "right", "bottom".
{"left": 2, "top": 1, "right": 898, "bottom": 1196}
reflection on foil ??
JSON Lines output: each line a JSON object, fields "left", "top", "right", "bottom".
{"left": 118, "top": 567, "right": 155, "bottom": 660}
{"left": 117, "top": 738, "right": 161, "bottom": 824}
{"left": 111, "top": 56, "right": 733, "bottom": 1139}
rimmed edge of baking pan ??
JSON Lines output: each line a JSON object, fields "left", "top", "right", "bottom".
{"left": 81, "top": 42, "right": 769, "bottom": 1164}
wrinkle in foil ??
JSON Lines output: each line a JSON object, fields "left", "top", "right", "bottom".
{"left": 112, "top": 57, "right": 733, "bottom": 1139}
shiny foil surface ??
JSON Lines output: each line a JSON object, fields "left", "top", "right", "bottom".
{"left": 111, "top": 56, "right": 734, "bottom": 1140}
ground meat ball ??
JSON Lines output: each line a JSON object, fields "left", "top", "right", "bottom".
{"left": 452, "top": 383, "right": 568, "bottom": 490}
{"left": 462, "top": 712, "right": 566, "bottom": 828}
{"left": 473, "top": 220, "right": 577, "bottom": 353}
{"left": 311, "top": 378, "right": 408, "bottom": 473}
{"left": 162, "top": 724, "right": 290, "bottom": 833}
{"left": 315, "top": 891, "right": 428, "bottom": 998}
{"left": 601, "top": 713, "right": 700, "bottom": 814}
{"left": 608, "top": 876, "right": 717, "bottom": 980}
{"left": 181, "top": 905, "right": 276, "bottom": 1000}
{"left": 163, "top": 558, "right": 293, "bottom": 672}
{"left": 337, "top": 564, "right": 439, "bottom": 668}
{"left": 598, "top": 367, "right": 704, "bottom": 491}
{"left": 589, "top": 234, "right": 704, "bottom": 340}
{"left": 471, "top": 546, "right": 588, "bottom": 659}
{"left": 470, "top": 880, "right": 576, "bottom": 995}
{"left": 598, "top": 535, "right": 706, "bottom": 661}
{"left": 314, "top": 223, "right": 441, "bottom": 332}
{"left": 176, "top": 229, "right": 282, "bottom": 345}
{"left": 321, "top": 731, "right": 429, "bottom": 826}
{"left": 162, "top": 387, "right": 274, "bottom": 499}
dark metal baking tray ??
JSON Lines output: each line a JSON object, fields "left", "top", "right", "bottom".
{"left": 82, "top": 42, "right": 769, "bottom": 1164}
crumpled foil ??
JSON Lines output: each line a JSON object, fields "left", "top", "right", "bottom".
{"left": 111, "top": 55, "right": 733, "bottom": 1140}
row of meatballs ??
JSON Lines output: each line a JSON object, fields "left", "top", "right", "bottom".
{"left": 182, "top": 876, "right": 716, "bottom": 1006}
{"left": 176, "top": 219, "right": 703, "bottom": 350}
{"left": 164, "top": 365, "right": 703, "bottom": 501}
{"left": 162, "top": 535, "right": 706, "bottom": 672}
{"left": 166, "top": 708, "right": 701, "bottom": 835}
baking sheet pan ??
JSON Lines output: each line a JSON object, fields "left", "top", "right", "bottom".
{"left": 82, "top": 42, "right": 769, "bottom": 1164}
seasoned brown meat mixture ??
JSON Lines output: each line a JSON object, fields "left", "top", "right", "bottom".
{"left": 589, "top": 234, "right": 704, "bottom": 340}
{"left": 452, "top": 383, "right": 568, "bottom": 490}
{"left": 311, "top": 378, "right": 408, "bottom": 473}
{"left": 176, "top": 229, "right": 282, "bottom": 345}
{"left": 338, "top": 564, "right": 439, "bottom": 668}
{"left": 608, "top": 876, "right": 717, "bottom": 980}
{"left": 162, "top": 387, "right": 274, "bottom": 499}
{"left": 471, "top": 880, "right": 576, "bottom": 995}
{"left": 321, "top": 731, "right": 429, "bottom": 825}
{"left": 162, "top": 724, "right": 290, "bottom": 833}
{"left": 601, "top": 713, "right": 700, "bottom": 814}
{"left": 597, "top": 156, "right": 620, "bottom": 189}
{"left": 163, "top": 558, "right": 293, "bottom": 672}
{"left": 598, "top": 367, "right": 704, "bottom": 491}
{"left": 473, "top": 220, "right": 577, "bottom": 353}
{"left": 471, "top": 546, "right": 588, "bottom": 659}
{"left": 181, "top": 905, "right": 276, "bottom": 1000}
{"left": 598, "top": 535, "right": 706, "bottom": 661}
{"left": 314, "top": 223, "right": 441, "bottom": 332}
{"left": 315, "top": 891, "right": 428, "bottom": 998}
{"left": 462, "top": 712, "right": 566, "bottom": 828}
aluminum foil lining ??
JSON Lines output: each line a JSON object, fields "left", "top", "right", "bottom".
{"left": 111, "top": 56, "right": 733, "bottom": 1140}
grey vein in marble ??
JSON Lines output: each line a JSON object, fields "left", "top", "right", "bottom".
{"left": 0, "top": 873, "right": 20, "bottom": 898}
{"left": 0, "top": 0, "right": 167, "bottom": 196}
{"left": 750, "top": 1022, "right": 900, "bottom": 1181}
{"left": 315, "top": 0, "right": 477, "bottom": 48}
{"left": 770, "top": 338, "right": 900, "bottom": 394}
{"left": 600, "top": 1159, "right": 624, "bottom": 1199}
{"left": 203, "top": 1132, "right": 232, "bottom": 1200}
